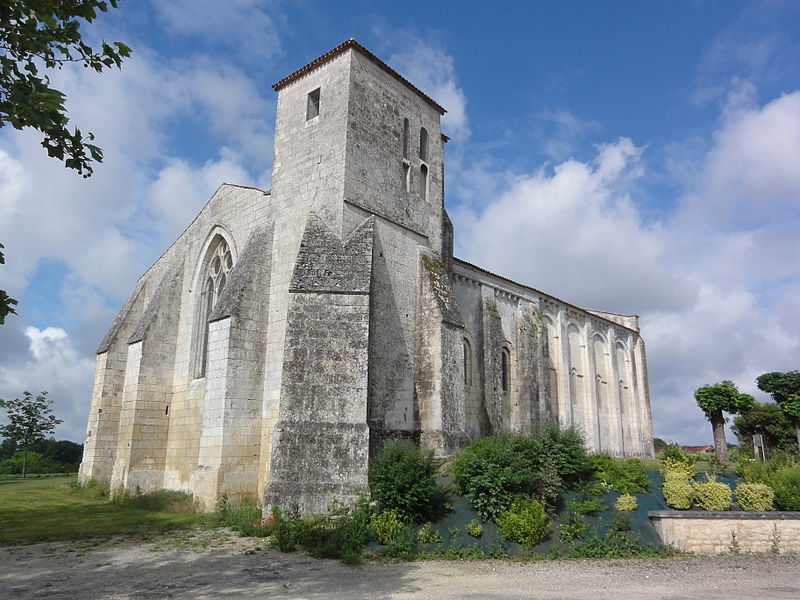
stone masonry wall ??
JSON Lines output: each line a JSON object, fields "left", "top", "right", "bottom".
{"left": 650, "top": 511, "right": 800, "bottom": 553}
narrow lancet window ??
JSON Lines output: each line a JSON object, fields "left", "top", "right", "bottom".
{"left": 402, "top": 118, "right": 410, "bottom": 159}
{"left": 420, "top": 164, "right": 428, "bottom": 200}
{"left": 463, "top": 338, "right": 473, "bottom": 386}
{"left": 501, "top": 348, "right": 510, "bottom": 392}
{"left": 419, "top": 127, "right": 428, "bottom": 161}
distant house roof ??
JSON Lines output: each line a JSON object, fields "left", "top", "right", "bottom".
{"left": 272, "top": 38, "right": 447, "bottom": 116}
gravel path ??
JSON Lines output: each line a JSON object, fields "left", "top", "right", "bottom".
{"left": 1, "top": 533, "right": 799, "bottom": 599}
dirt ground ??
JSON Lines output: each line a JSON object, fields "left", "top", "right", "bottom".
{"left": 2, "top": 531, "right": 799, "bottom": 600}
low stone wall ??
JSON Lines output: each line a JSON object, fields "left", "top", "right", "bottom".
{"left": 649, "top": 510, "right": 800, "bottom": 553}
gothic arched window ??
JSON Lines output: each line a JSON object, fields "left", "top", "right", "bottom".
{"left": 501, "top": 347, "right": 511, "bottom": 392}
{"left": 419, "top": 127, "right": 428, "bottom": 161}
{"left": 463, "top": 338, "right": 473, "bottom": 386}
{"left": 194, "top": 236, "right": 234, "bottom": 377}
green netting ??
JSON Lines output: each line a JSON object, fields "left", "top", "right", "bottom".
{"left": 393, "top": 471, "right": 742, "bottom": 556}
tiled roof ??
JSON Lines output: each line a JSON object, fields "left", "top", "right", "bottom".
{"left": 272, "top": 38, "right": 447, "bottom": 116}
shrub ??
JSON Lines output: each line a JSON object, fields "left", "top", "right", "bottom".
{"left": 211, "top": 497, "right": 269, "bottom": 536}
{"left": 660, "top": 443, "right": 694, "bottom": 465}
{"left": 588, "top": 454, "right": 650, "bottom": 494}
{"left": 567, "top": 515, "right": 660, "bottom": 558}
{"left": 272, "top": 501, "right": 372, "bottom": 562}
{"left": 452, "top": 425, "right": 590, "bottom": 519}
{"left": 370, "top": 509, "right": 406, "bottom": 545}
{"left": 496, "top": 495, "right": 548, "bottom": 546}
{"left": 662, "top": 474, "right": 694, "bottom": 509}
{"left": 416, "top": 522, "right": 442, "bottom": 544}
{"left": 735, "top": 482, "right": 774, "bottom": 511}
{"left": 736, "top": 452, "right": 800, "bottom": 511}
{"left": 557, "top": 510, "right": 587, "bottom": 542}
{"left": 660, "top": 457, "right": 694, "bottom": 480}
{"left": 465, "top": 518, "right": 483, "bottom": 538}
{"left": 693, "top": 477, "right": 732, "bottom": 511}
{"left": 614, "top": 493, "right": 637, "bottom": 512}
{"left": 771, "top": 467, "right": 800, "bottom": 511}
{"left": 572, "top": 496, "right": 604, "bottom": 516}
{"left": 369, "top": 442, "right": 444, "bottom": 522}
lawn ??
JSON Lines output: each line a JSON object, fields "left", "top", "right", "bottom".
{"left": 0, "top": 476, "right": 205, "bottom": 545}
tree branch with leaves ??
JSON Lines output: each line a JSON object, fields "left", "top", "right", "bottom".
{"left": 0, "top": 0, "right": 131, "bottom": 177}
{"left": 756, "top": 371, "right": 800, "bottom": 451}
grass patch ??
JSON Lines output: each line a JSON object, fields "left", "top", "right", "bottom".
{"left": 0, "top": 476, "right": 204, "bottom": 545}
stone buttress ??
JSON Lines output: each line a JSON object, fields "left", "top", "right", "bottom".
{"left": 264, "top": 215, "right": 374, "bottom": 513}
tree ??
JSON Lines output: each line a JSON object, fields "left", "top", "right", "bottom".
{"left": 0, "top": 0, "right": 131, "bottom": 177}
{"left": 0, "top": 243, "right": 18, "bottom": 325}
{"left": 756, "top": 371, "right": 800, "bottom": 451}
{"left": 694, "top": 380, "right": 755, "bottom": 463}
{"left": 0, "top": 391, "right": 62, "bottom": 477}
{"left": 732, "top": 402, "right": 797, "bottom": 456}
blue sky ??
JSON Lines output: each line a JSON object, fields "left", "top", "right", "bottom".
{"left": 1, "top": 0, "right": 799, "bottom": 446}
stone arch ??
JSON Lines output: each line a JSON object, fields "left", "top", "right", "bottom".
{"left": 592, "top": 333, "right": 610, "bottom": 453}
{"left": 615, "top": 340, "right": 630, "bottom": 455}
{"left": 542, "top": 314, "right": 560, "bottom": 422}
{"left": 566, "top": 322, "right": 585, "bottom": 430}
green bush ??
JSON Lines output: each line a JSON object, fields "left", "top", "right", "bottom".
{"left": 0, "top": 450, "right": 73, "bottom": 475}
{"left": 736, "top": 452, "right": 800, "bottom": 511}
{"left": 660, "top": 457, "right": 694, "bottom": 480}
{"left": 557, "top": 510, "right": 588, "bottom": 542}
{"left": 271, "top": 501, "right": 372, "bottom": 563}
{"left": 465, "top": 518, "right": 483, "bottom": 538}
{"left": 771, "top": 467, "right": 800, "bottom": 510}
{"left": 452, "top": 424, "right": 590, "bottom": 518}
{"left": 571, "top": 496, "right": 604, "bottom": 516}
{"left": 370, "top": 509, "right": 406, "bottom": 545}
{"left": 588, "top": 453, "right": 650, "bottom": 493}
{"left": 662, "top": 474, "right": 694, "bottom": 509}
{"left": 416, "top": 522, "right": 442, "bottom": 544}
{"left": 496, "top": 495, "right": 548, "bottom": 546}
{"left": 568, "top": 516, "right": 660, "bottom": 558}
{"left": 614, "top": 493, "right": 637, "bottom": 512}
{"left": 693, "top": 478, "right": 732, "bottom": 511}
{"left": 735, "top": 482, "right": 774, "bottom": 511}
{"left": 209, "top": 496, "right": 269, "bottom": 536}
{"left": 368, "top": 442, "right": 444, "bottom": 522}
{"left": 660, "top": 443, "right": 694, "bottom": 465}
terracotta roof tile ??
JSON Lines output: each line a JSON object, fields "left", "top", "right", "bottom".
{"left": 272, "top": 38, "right": 447, "bottom": 116}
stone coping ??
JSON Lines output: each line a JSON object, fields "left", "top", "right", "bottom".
{"left": 649, "top": 510, "right": 800, "bottom": 520}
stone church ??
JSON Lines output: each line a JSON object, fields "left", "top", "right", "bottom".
{"left": 79, "top": 39, "right": 654, "bottom": 512}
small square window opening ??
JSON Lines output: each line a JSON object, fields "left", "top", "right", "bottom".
{"left": 306, "top": 88, "right": 321, "bottom": 120}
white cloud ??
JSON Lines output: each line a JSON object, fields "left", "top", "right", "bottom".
{"left": 146, "top": 153, "right": 253, "bottom": 234}
{"left": 454, "top": 138, "right": 692, "bottom": 314}
{"left": 0, "top": 327, "right": 95, "bottom": 442}
{"left": 453, "top": 85, "right": 800, "bottom": 444}
{"left": 388, "top": 40, "right": 470, "bottom": 142}
{"left": 149, "top": 0, "right": 283, "bottom": 64}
